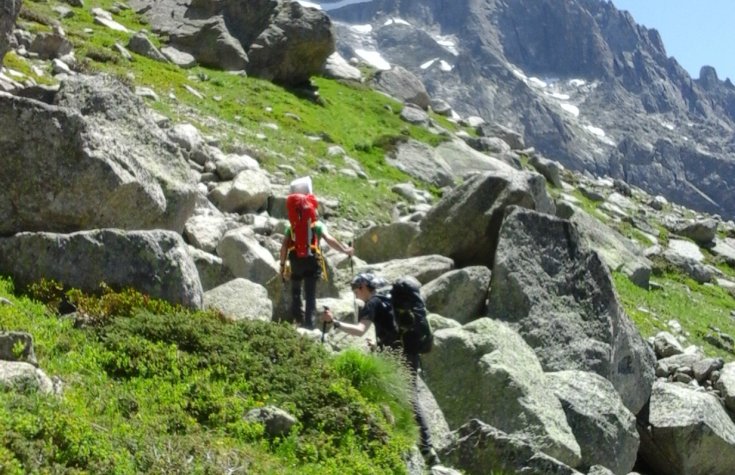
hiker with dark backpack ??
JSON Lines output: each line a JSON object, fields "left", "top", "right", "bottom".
{"left": 322, "top": 273, "right": 439, "bottom": 466}
{"left": 279, "top": 177, "right": 353, "bottom": 330}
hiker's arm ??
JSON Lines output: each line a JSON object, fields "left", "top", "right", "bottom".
{"left": 322, "top": 232, "right": 354, "bottom": 256}
{"left": 332, "top": 318, "right": 372, "bottom": 337}
{"left": 279, "top": 236, "right": 290, "bottom": 272}
{"left": 323, "top": 309, "right": 370, "bottom": 336}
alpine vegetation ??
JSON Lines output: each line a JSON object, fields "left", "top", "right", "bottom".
{"left": 1, "top": 0, "right": 735, "bottom": 474}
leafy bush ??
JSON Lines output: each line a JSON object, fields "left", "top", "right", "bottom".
{"left": 0, "top": 281, "right": 416, "bottom": 473}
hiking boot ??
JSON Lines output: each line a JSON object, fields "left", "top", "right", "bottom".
{"left": 420, "top": 446, "right": 440, "bottom": 467}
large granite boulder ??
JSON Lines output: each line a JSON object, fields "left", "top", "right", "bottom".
{"left": 421, "top": 266, "right": 491, "bottom": 324}
{"left": 488, "top": 207, "right": 656, "bottom": 414}
{"left": 443, "top": 419, "right": 583, "bottom": 475}
{"left": 0, "top": 229, "right": 203, "bottom": 308}
{"left": 353, "top": 221, "right": 419, "bottom": 264}
{"left": 638, "top": 381, "right": 735, "bottom": 475}
{"left": 168, "top": 17, "right": 249, "bottom": 71}
{"left": 372, "top": 65, "right": 430, "bottom": 109}
{"left": 409, "top": 170, "right": 555, "bottom": 268}
{"left": 0, "top": 75, "right": 197, "bottom": 235}
{"left": 423, "top": 318, "right": 582, "bottom": 467}
{"left": 547, "top": 370, "right": 639, "bottom": 475}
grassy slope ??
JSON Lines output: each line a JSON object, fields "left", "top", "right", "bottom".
{"left": 0, "top": 279, "right": 416, "bottom": 473}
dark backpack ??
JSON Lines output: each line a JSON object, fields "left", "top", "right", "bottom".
{"left": 373, "top": 293, "right": 401, "bottom": 349}
{"left": 390, "top": 277, "right": 433, "bottom": 354}
{"left": 286, "top": 193, "right": 319, "bottom": 258}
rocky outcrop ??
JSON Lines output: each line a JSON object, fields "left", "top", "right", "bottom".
{"left": 354, "top": 221, "right": 419, "bottom": 264}
{"left": 638, "top": 381, "right": 735, "bottom": 475}
{"left": 0, "top": 75, "right": 197, "bottom": 235}
{"left": 547, "top": 370, "right": 638, "bottom": 475}
{"left": 0, "top": 229, "right": 203, "bottom": 308}
{"left": 324, "top": 0, "right": 735, "bottom": 221}
{"left": 423, "top": 318, "right": 582, "bottom": 467}
{"left": 488, "top": 207, "right": 656, "bottom": 414}
{"left": 132, "top": 0, "right": 334, "bottom": 84}
{"left": 372, "top": 65, "right": 430, "bottom": 109}
{"left": 202, "top": 278, "right": 272, "bottom": 321}
{"left": 421, "top": 266, "right": 491, "bottom": 324}
{"left": 443, "top": 419, "right": 583, "bottom": 475}
{"left": 409, "top": 170, "right": 555, "bottom": 269}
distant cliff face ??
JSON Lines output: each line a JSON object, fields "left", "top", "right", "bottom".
{"left": 317, "top": 0, "right": 735, "bottom": 219}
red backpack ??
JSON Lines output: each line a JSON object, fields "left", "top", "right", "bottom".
{"left": 286, "top": 193, "right": 319, "bottom": 258}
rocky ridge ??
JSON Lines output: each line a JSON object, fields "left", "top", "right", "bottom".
{"left": 315, "top": 0, "right": 735, "bottom": 222}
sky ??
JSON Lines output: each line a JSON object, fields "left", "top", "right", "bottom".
{"left": 611, "top": 0, "right": 735, "bottom": 82}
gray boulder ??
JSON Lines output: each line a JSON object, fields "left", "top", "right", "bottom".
{"left": 0, "top": 332, "right": 37, "bottom": 366}
{"left": 715, "top": 362, "right": 735, "bottom": 412}
{"left": 203, "top": 278, "right": 272, "bottom": 321}
{"left": 639, "top": 381, "right": 735, "bottom": 475}
{"left": 421, "top": 266, "right": 491, "bottom": 324}
{"left": 361, "top": 255, "right": 455, "bottom": 285}
{"left": 183, "top": 212, "right": 231, "bottom": 253}
{"left": 1, "top": 0, "right": 22, "bottom": 61}
{"left": 669, "top": 218, "right": 718, "bottom": 244}
{"left": 322, "top": 52, "right": 361, "bottom": 81}
{"left": 127, "top": 31, "right": 168, "bottom": 62}
{"left": 372, "top": 65, "right": 430, "bottom": 109}
{"left": 477, "top": 123, "right": 526, "bottom": 150}
{"left": 529, "top": 155, "right": 563, "bottom": 188}
{"left": 410, "top": 170, "right": 555, "bottom": 269}
{"left": 244, "top": 1, "right": 334, "bottom": 85}
{"left": 216, "top": 227, "right": 279, "bottom": 286}
{"left": 0, "top": 361, "right": 55, "bottom": 395}
{"left": 187, "top": 246, "right": 235, "bottom": 291}
{"left": 169, "top": 17, "right": 248, "bottom": 71}
{"left": 653, "top": 331, "right": 684, "bottom": 359}
{"left": 442, "top": 419, "right": 583, "bottom": 475}
{"left": 387, "top": 139, "right": 455, "bottom": 187}
{"left": 0, "top": 75, "right": 197, "bottom": 235}
{"left": 423, "top": 318, "right": 581, "bottom": 467}
{"left": 556, "top": 201, "right": 651, "bottom": 288}
{"left": 29, "top": 31, "right": 73, "bottom": 59}
{"left": 488, "top": 207, "right": 655, "bottom": 414}
{"left": 547, "top": 370, "right": 639, "bottom": 475}
{"left": 0, "top": 229, "right": 203, "bottom": 308}
{"left": 244, "top": 405, "right": 297, "bottom": 437}
{"left": 208, "top": 169, "right": 271, "bottom": 214}
{"left": 354, "top": 222, "right": 419, "bottom": 264}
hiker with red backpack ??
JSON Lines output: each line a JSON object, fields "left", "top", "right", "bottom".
{"left": 279, "top": 177, "right": 353, "bottom": 330}
{"left": 321, "top": 273, "right": 439, "bottom": 466}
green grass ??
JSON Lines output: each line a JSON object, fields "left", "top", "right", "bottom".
{"left": 614, "top": 271, "right": 735, "bottom": 359}
{"left": 9, "top": 0, "right": 458, "bottom": 223}
{"left": 0, "top": 278, "right": 416, "bottom": 473}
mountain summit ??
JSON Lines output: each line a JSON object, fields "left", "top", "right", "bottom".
{"left": 316, "top": 0, "right": 735, "bottom": 219}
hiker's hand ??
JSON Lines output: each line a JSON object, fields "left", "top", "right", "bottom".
{"left": 279, "top": 263, "right": 289, "bottom": 280}
{"left": 344, "top": 246, "right": 354, "bottom": 257}
{"left": 322, "top": 308, "right": 333, "bottom": 323}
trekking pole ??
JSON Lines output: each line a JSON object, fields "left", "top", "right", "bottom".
{"left": 349, "top": 241, "right": 358, "bottom": 320}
